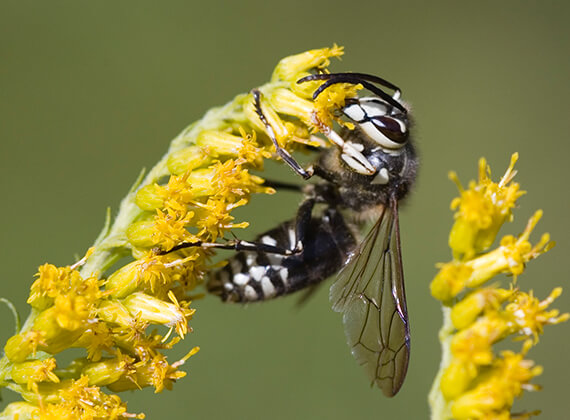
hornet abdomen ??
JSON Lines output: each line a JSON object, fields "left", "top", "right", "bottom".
{"left": 207, "top": 207, "right": 357, "bottom": 302}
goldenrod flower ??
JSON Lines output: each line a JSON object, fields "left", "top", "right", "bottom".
{"left": 0, "top": 46, "right": 362, "bottom": 418}
{"left": 429, "top": 155, "right": 568, "bottom": 420}
{"left": 10, "top": 358, "right": 59, "bottom": 392}
{"left": 448, "top": 153, "right": 525, "bottom": 260}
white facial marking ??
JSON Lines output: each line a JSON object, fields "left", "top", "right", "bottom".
{"left": 342, "top": 153, "right": 372, "bottom": 175}
{"left": 261, "top": 276, "right": 276, "bottom": 297}
{"left": 343, "top": 103, "right": 366, "bottom": 121}
{"left": 244, "top": 285, "right": 258, "bottom": 300}
{"left": 345, "top": 141, "right": 364, "bottom": 152}
{"left": 326, "top": 128, "right": 346, "bottom": 148}
{"left": 342, "top": 142, "right": 375, "bottom": 174}
{"left": 371, "top": 167, "right": 390, "bottom": 185}
{"left": 223, "top": 282, "right": 234, "bottom": 291}
{"left": 233, "top": 272, "right": 250, "bottom": 286}
{"left": 249, "top": 266, "right": 265, "bottom": 282}
{"left": 261, "top": 235, "right": 277, "bottom": 246}
{"left": 359, "top": 101, "right": 388, "bottom": 118}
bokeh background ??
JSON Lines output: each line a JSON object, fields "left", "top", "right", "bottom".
{"left": 1, "top": 1, "right": 569, "bottom": 419}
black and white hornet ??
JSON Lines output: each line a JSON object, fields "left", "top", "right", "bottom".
{"left": 167, "top": 72, "right": 418, "bottom": 397}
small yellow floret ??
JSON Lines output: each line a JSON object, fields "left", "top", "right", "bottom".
{"left": 451, "top": 342, "right": 542, "bottom": 420}
{"left": 271, "top": 44, "right": 344, "bottom": 82}
{"left": 431, "top": 261, "right": 473, "bottom": 302}
{"left": 75, "top": 320, "right": 115, "bottom": 362}
{"left": 269, "top": 88, "right": 315, "bottom": 125}
{"left": 11, "top": 358, "right": 60, "bottom": 391}
{"left": 448, "top": 154, "right": 525, "bottom": 259}
{"left": 151, "top": 208, "right": 196, "bottom": 251}
{"left": 40, "top": 375, "right": 144, "bottom": 419}
{"left": 451, "top": 287, "right": 513, "bottom": 330}
{"left": 4, "top": 330, "right": 47, "bottom": 363}
{"left": 166, "top": 145, "right": 211, "bottom": 175}
{"left": 505, "top": 288, "right": 569, "bottom": 342}
{"left": 440, "top": 359, "right": 477, "bottom": 400}
{"left": 122, "top": 292, "right": 194, "bottom": 338}
{"left": 81, "top": 352, "right": 136, "bottom": 387}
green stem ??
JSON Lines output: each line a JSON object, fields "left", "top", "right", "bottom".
{"left": 0, "top": 94, "right": 249, "bottom": 388}
{"left": 429, "top": 305, "right": 454, "bottom": 420}
{"left": 0, "top": 79, "right": 288, "bottom": 396}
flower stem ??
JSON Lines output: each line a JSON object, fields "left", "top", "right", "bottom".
{"left": 429, "top": 305, "right": 453, "bottom": 420}
{"left": 0, "top": 93, "right": 254, "bottom": 386}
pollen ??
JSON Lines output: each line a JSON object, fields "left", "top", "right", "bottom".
{"left": 0, "top": 46, "right": 364, "bottom": 417}
{"left": 451, "top": 343, "right": 543, "bottom": 420}
{"left": 236, "top": 127, "right": 272, "bottom": 167}
{"left": 429, "top": 154, "right": 567, "bottom": 420}
{"left": 11, "top": 358, "right": 60, "bottom": 391}
{"left": 151, "top": 208, "right": 196, "bottom": 251}
{"left": 42, "top": 376, "right": 144, "bottom": 419}
{"left": 122, "top": 292, "right": 195, "bottom": 339}
{"left": 505, "top": 288, "right": 569, "bottom": 341}
{"left": 76, "top": 320, "right": 115, "bottom": 362}
{"left": 314, "top": 82, "right": 362, "bottom": 129}
{"left": 448, "top": 154, "right": 526, "bottom": 260}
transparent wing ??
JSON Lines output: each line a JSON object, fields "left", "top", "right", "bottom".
{"left": 330, "top": 196, "right": 410, "bottom": 397}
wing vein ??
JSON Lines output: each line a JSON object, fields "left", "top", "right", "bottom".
{"left": 329, "top": 197, "right": 410, "bottom": 397}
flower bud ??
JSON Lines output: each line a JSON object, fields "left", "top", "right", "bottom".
{"left": 4, "top": 331, "right": 44, "bottom": 362}
{"left": 135, "top": 184, "right": 165, "bottom": 211}
{"left": 269, "top": 88, "right": 314, "bottom": 123}
{"left": 196, "top": 130, "right": 244, "bottom": 156}
{"left": 451, "top": 288, "right": 512, "bottom": 330}
{"left": 271, "top": 45, "right": 343, "bottom": 82}
{"left": 123, "top": 292, "right": 194, "bottom": 337}
{"left": 11, "top": 358, "right": 59, "bottom": 387}
{"left": 97, "top": 299, "right": 134, "bottom": 329}
{"left": 167, "top": 145, "right": 211, "bottom": 175}
{"left": 81, "top": 355, "right": 133, "bottom": 386}
{"left": 430, "top": 262, "right": 473, "bottom": 302}
{"left": 0, "top": 402, "right": 39, "bottom": 419}
{"left": 31, "top": 304, "right": 87, "bottom": 354}
{"left": 126, "top": 220, "right": 160, "bottom": 248}
{"left": 106, "top": 260, "right": 143, "bottom": 298}
{"left": 440, "top": 359, "right": 475, "bottom": 400}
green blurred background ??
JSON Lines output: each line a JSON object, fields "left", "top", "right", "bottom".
{"left": 1, "top": 1, "right": 569, "bottom": 419}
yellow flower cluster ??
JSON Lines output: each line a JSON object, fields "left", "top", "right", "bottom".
{"left": 0, "top": 46, "right": 361, "bottom": 419}
{"left": 429, "top": 154, "right": 568, "bottom": 420}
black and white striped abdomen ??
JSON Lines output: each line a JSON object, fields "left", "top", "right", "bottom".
{"left": 207, "top": 208, "right": 357, "bottom": 302}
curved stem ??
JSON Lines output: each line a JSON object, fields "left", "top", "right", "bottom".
{"left": 429, "top": 305, "right": 454, "bottom": 420}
